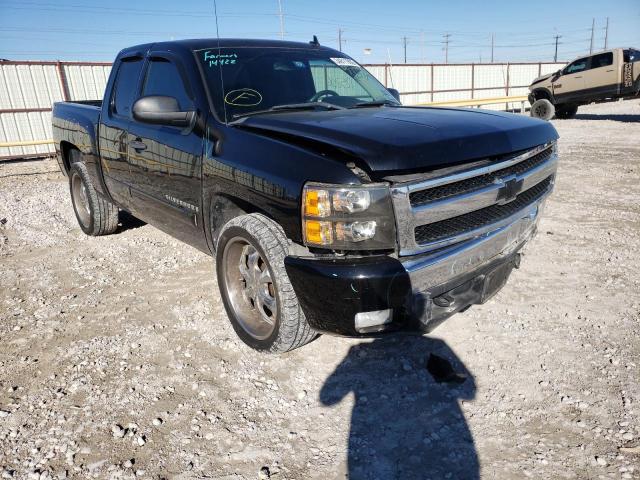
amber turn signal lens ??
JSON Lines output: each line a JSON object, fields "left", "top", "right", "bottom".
{"left": 304, "top": 220, "right": 333, "bottom": 245}
{"left": 303, "top": 189, "right": 330, "bottom": 217}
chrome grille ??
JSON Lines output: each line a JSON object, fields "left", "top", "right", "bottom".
{"left": 391, "top": 142, "right": 558, "bottom": 256}
{"left": 414, "top": 176, "right": 552, "bottom": 244}
{"left": 409, "top": 146, "right": 554, "bottom": 206}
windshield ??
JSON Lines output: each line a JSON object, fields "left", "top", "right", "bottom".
{"left": 194, "top": 46, "right": 398, "bottom": 121}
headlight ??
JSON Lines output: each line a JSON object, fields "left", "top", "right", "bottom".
{"left": 302, "top": 182, "right": 396, "bottom": 250}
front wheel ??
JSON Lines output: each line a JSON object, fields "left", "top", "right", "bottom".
{"left": 216, "top": 214, "right": 317, "bottom": 353}
{"left": 530, "top": 99, "right": 555, "bottom": 120}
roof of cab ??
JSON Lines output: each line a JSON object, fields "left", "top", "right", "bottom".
{"left": 119, "top": 38, "right": 339, "bottom": 57}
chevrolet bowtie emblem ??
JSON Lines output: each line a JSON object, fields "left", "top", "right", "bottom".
{"left": 496, "top": 177, "right": 524, "bottom": 204}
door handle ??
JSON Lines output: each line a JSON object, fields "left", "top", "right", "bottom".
{"left": 574, "top": 76, "right": 582, "bottom": 78}
{"left": 606, "top": 69, "right": 614, "bottom": 72}
{"left": 130, "top": 138, "right": 147, "bottom": 152}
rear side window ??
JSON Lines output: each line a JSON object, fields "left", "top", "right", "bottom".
{"left": 112, "top": 58, "right": 143, "bottom": 117}
{"left": 141, "top": 58, "right": 192, "bottom": 109}
{"left": 590, "top": 52, "right": 613, "bottom": 69}
{"left": 565, "top": 58, "right": 588, "bottom": 74}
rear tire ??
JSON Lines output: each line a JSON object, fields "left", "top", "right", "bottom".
{"left": 69, "top": 160, "right": 119, "bottom": 236}
{"left": 530, "top": 99, "right": 555, "bottom": 120}
{"left": 216, "top": 213, "right": 317, "bottom": 353}
{"left": 554, "top": 104, "right": 578, "bottom": 119}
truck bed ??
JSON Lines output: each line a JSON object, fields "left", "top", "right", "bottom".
{"left": 62, "top": 100, "right": 102, "bottom": 107}
{"left": 51, "top": 100, "right": 103, "bottom": 175}
{"left": 52, "top": 100, "right": 101, "bottom": 134}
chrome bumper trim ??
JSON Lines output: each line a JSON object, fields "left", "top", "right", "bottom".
{"left": 402, "top": 200, "right": 542, "bottom": 292}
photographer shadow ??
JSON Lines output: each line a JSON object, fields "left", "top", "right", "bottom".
{"left": 320, "top": 335, "right": 478, "bottom": 479}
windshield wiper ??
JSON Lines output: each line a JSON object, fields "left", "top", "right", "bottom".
{"left": 271, "top": 102, "right": 346, "bottom": 111}
{"left": 231, "top": 102, "right": 345, "bottom": 122}
{"left": 350, "top": 100, "right": 400, "bottom": 108}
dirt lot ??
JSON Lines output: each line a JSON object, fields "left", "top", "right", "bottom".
{"left": 1, "top": 100, "right": 639, "bottom": 480}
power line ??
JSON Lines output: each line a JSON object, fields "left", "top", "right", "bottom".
{"left": 442, "top": 33, "right": 451, "bottom": 63}
{"left": 402, "top": 36, "right": 408, "bottom": 63}
{"left": 1, "top": 1, "right": 635, "bottom": 40}
{"left": 490, "top": 33, "right": 494, "bottom": 63}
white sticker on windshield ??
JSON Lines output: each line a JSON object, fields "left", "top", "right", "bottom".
{"left": 330, "top": 57, "right": 360, "bottom": 68}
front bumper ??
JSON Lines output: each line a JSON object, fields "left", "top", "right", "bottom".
{"left": 284, "top": 202, "right": 542, "bottom": 336}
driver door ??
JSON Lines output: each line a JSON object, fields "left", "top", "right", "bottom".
{"left": 125, "top": 53, "right": 204, "bottom": 243}
{"left": 553, "top": 57, "right": 588, "bottom": 103}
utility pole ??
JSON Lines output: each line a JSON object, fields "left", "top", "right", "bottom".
{"left": 442, "top": 33, "right": 451, "bottom": 64}
{"left": 338, "top": 28, "right": 343, "bottom": 52}
{"left": 277, "top": 0, "right": 285, "bottom": 40}
{"left": 604, "top": 17, "right": 609, "bottom": 49}
{"left": 554, "top": 34, "right": 561, "bottom": 62}
{"left": 420, "top": 30, "right": 425, "bottom": 63}
{"left": 589, "top": 18, "right": 595, "bottom": 54}
{"left": 490, "top": 33, "right": 494, "bottom": 63}
{"left": 402, "top": 36, "right": 408, "bottom": 63}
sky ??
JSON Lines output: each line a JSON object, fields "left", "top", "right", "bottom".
{"left": 0, "top": 0, "right": 638, "bottom": 64}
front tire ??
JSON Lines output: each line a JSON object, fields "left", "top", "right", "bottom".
{"left": 216, "top": 214, "right": 316, "bottom": 353}
{"left": 530, "top": 99, "right": 555, "bottom": 120}
{"left": 69, "top": 161, "right": 119, "bottom": 236}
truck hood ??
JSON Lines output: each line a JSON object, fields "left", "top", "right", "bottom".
{"left": 530, "top": 73, "right": 554, "bottom": 86}
{"left": 236, "top": 106, "right": 559, "bottom": 173}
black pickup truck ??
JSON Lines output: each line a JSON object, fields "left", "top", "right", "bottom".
{"left": 52, "top": 38, "right": 559, "bottom": 353}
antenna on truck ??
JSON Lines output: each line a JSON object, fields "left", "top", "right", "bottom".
{"left": 213, "top": 0, "right": 228, "bottom": 123}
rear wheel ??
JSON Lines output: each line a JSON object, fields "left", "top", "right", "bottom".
{"left": 69, "top": 160, "right": 119, "bottom": 236}
{"left": 216, "top": 214, "right": 317, "bottom": 353}
{"left": 530, "top": 99, "right": 555, "bottom": 120}
{"left": 554, "top": 104, "right": 578, "bottom": 119}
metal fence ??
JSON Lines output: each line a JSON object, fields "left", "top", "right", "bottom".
{"left": 0, "top": 60, "right": 565, "bottom": 160}
{"left": 0, "top": 61, "right": 111, "bottom": 159}
{"left": 363, "top": 62, "right": 565, "bottom": 107}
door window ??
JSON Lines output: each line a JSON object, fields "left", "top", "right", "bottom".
{"left": 112, "top": 58, "right": 144, "bottom": 117}
{"left": 590, "top": 52, "right": 613, "bottom": 69}
{"left": 565, "top": 58, "right": 588, "bottom": 74}
{"left": 141, "top": 58, "right": 192, "bottom": 109}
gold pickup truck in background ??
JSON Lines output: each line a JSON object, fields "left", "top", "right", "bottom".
{"left": 529, "top": 48, "right": 640, "bottom": 119}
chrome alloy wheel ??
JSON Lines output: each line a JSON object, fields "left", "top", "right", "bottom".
{"left": 222, "top": 237, "right": 278, "bottom": 340}
{"left": 71, "top": 171, "right": 91, "bottom": 227}
{"left": 533, "top": 103, "right": 549, "bottom": 118}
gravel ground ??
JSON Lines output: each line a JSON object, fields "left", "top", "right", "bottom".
{"left": 1, "top": 99, "right": 639, "bottom": 480}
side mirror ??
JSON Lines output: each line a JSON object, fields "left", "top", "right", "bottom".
{"left": 552, "top": 70, "right": 562, "bottom": 81}
{"left": 132, "top": 95, "right": 196, "bottom": 128}
{"left": 387, "top": 88, "right": 401, "bottom": 103}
